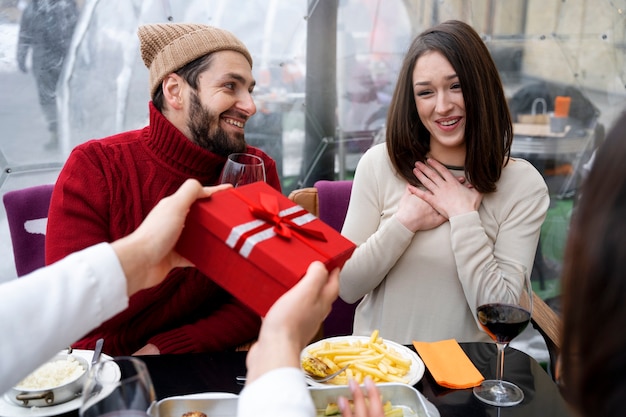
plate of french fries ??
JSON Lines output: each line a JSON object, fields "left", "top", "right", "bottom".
{"left": 301, "top": 330, "right": 424, "bottom": 387}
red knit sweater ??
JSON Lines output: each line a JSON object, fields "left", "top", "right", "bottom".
{"left": 45, "top": 103, "right": 281, "bottom": 356}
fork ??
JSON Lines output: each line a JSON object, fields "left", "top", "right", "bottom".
{"left": 304, "top": 364, "right": 350, "bottom": 383}
{"left": 235, "top": 364, "right": 350, "bottom": 384}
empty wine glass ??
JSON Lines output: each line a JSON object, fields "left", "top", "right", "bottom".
{"left": 80, "top": 357, "right": 156, "bottom": 417}
{"left": 473, "top": 261, "right": 533, "bottom": 407}
{"left": 219, "top": 153, "right": 266, "bottom": 187}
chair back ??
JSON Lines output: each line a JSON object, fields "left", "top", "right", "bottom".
{"left": 315, "top": 180, "right": 353, "bottom": 232}
{"left": 2, "top": 184, "right": 54, "bottom": 276}
{"left": 314, "top": 180, "right": 356, "bottom": 337}
{"left": 289, "top": 180, "right": 358, "bottom": 338}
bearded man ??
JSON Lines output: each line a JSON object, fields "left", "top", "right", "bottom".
{"left": 45, "top": 23, "right": 280, "bottom": 356}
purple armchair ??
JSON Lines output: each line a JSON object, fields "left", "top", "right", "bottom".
{"left": 2, "top": 184, "right": 54, "bottom": 277}
{"left": 315, "top": 180, "right": 353, "bottom": 232}
{"left": 288, "top": 180, "right": 357, "bottom": 338}
{"left": 314, "top": 180, "right": 357, "bottom": 337}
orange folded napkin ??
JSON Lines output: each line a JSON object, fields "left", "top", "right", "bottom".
{"left": 413, "top": 339, "right": 484, "bottom": 389}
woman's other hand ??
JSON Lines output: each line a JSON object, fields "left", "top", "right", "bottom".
{"left": 395, "top": 185, "right": 447, "bottom": 232}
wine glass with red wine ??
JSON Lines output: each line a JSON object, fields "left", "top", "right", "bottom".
{"left": 80, "top": 357, "right": 155, "bottom": 417}
{"left": 473, "top": 261, "right": 533, "bottom": 407}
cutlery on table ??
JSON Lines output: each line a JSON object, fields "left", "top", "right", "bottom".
{"left": 235, "top": 364, "right": 350, "bottom": 384}
{"left": 91, "top": 338, "right": 104, "bottom": 367}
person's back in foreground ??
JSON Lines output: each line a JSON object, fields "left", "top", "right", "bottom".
{"left": 560, "top": 110, "right": 626, "bottom": 417}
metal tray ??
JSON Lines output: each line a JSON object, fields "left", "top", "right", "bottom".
{"left": 149, "top": 393, "right": 238, "bottom": 417}
{"left": 309, "top": 383, "right": 439, "bottom": 417}
{"left": 149, "top": 383, "right": 439, "bottom": 417}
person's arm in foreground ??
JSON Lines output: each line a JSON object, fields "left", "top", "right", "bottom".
{"left": 237, "top": 262, "right": 384, "bottom": 417}
{"left": 0, "top": 180, "right": 230, "bottom": 393}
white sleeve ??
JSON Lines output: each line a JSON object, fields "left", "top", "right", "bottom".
{"left": 237, "top": 368, "right": 315, "bottom": 417}
{"left": 0, "top": 243, "right": 128, "bottom": 393}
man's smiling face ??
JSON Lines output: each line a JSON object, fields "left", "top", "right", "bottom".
{"left": 186, "top": 50, "right": 257, "bottom": 157}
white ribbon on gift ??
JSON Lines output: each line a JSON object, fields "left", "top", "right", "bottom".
{"left": 225, "top": 205, "right": 316, "bottom": 258}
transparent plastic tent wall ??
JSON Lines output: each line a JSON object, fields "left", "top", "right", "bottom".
{"left": 0, "top": 0, "right": 625, "bottom": 285}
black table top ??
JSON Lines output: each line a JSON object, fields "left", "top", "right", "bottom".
{"left": 54, "top": 342, "right": 570, "bottom": 417}
{"left": 137, "top": 342, "right": 571, "bottom": 417}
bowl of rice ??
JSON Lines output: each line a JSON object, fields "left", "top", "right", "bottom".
{"left": 9, "top": 352, "right": 89, "bottom": 407}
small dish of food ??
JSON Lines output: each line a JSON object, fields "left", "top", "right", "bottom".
{"left": 9, "top": 351, "right": 89, "bottom": 408}
{"left": 0, "top": 349, "right": 115, "bottom": 417}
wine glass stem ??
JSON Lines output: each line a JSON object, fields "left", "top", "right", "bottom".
{"left": 496, "top": 342, "right": 506, "bottom": 382}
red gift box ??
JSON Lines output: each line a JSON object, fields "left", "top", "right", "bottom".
{"left": 175, "top": 182, "right": 356, "bottom": 316}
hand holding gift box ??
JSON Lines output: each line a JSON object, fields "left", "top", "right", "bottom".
{"left": 176, "top": 182, "right": 356, "bottom": 316}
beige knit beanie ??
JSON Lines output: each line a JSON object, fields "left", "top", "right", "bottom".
{"left": 138, "top": 23, "right": 253, "bottom": 97}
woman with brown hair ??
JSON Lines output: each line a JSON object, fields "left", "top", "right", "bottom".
{"left": 560, "top": 110, "right": 626, "bottom": 417}
{"left": 340, "top": 20, "right": 549, "bottom": 344}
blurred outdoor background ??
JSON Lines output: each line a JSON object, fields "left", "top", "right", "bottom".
{"left": 0, "top": 0, "right": 625, "bottom": 321}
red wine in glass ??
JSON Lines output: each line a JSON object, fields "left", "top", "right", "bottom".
{"left": 477, "top": 303, "right": 531, "bottom": 343}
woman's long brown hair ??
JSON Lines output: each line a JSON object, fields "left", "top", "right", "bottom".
{"left": 386, "top": 20, "right": 512, "bottom": 193}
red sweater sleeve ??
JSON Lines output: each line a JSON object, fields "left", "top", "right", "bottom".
{"left": 46, "top": 145, "right": 118, "bottom": 264}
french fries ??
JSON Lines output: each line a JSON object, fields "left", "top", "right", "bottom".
{"left": 303, "top": 330, "right": 412, "bottom": 385}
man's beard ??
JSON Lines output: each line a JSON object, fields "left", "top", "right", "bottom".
{"left": 187, "top": 90, "right": 247, "bottom": 158}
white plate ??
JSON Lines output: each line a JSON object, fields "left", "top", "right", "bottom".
{"left": 301, "top": 336, "right": 425, "bottom": 387}
{"left": 0, "top": 349, "right": 114, "bottom": 417}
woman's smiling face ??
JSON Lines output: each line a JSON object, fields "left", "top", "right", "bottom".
{"left": 412, "top": 50, "right": 467, "bottom": 163}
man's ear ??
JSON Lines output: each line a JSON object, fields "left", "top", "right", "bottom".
{"left": 162, "top": 74, "right": 185, "bottom": 110}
